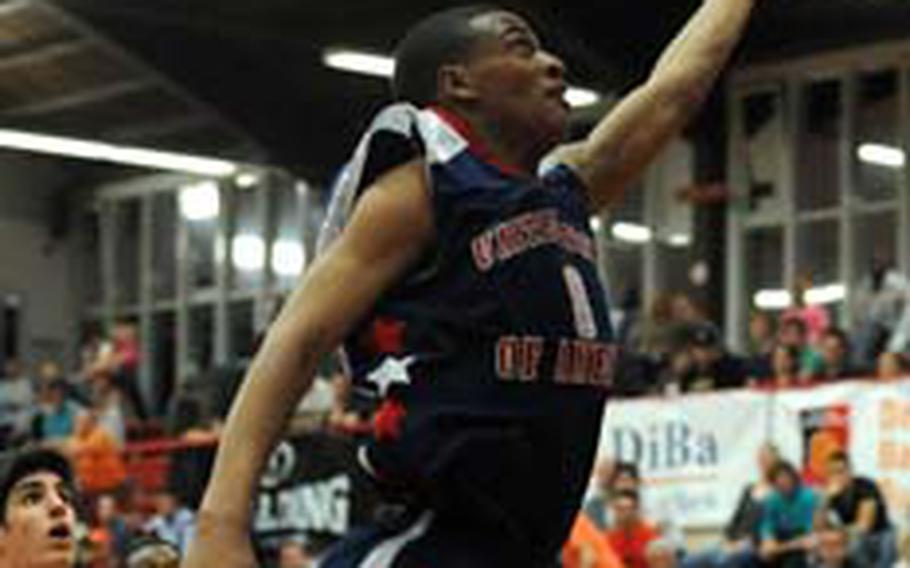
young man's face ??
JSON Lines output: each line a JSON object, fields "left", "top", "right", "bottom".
{"left": 0, "top": 471, "right": 78, "bottom": 568}
{"left": 458, "top": 11, "right": 569, "bottom": 153}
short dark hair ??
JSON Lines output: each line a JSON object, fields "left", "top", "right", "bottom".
{"left": 770, "top": 460, "right": 800, "bottom": 485}
{"left": 828, "top": 450, "right": 850, "bottom": 467}
{"left": 0, "top": 448, "right": 75, "bottom": 521}
{"left": 823, "top": 327, "right": 850, "bottom": 349}
{"left": 393, "top": 5, "right": 499, "bottom": 106}
{"left": 611, "top": 461, "right": 640, "bottom": 482}
{"left": 611, "top": 488, "right": 640, "bottom": 505}
{"left": 781, "top": 317, "right": 808, "bottom": 335}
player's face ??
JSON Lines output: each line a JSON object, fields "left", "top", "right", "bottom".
{"left": 0, "top": 472, "right": 78, "bottom": 568}
{"left": 462, "top": 12, "right": 568, "bottom": 153}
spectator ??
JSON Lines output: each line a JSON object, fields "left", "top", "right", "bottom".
{"left": 89, "top": 321, "right": 146, "bottom": 420}
{"left": 851, "top": 256, "right": 908, "bottom": 366}
{"left": 606, "top": 490, "right": 659, "bottom": 568}
{"left": 34, "top": 379, "right": 84, "bottom": 443}
{"left": 647, "top": 539, "right": 679, "bottom": 568}
{"left": 876, "top": 351, "right": 909, "bottom": 380}
{"left": 683, "top": 323, "right": 749, "bottom": 392}
{"left": 91, "top": 493, "right": 132, "bottom": 564}
{"left": 93, "top": 376, "right": 127, "bottom": 447}
{"left": 562, "top": 513, "right": 624, "bottom": 568}
{"left": 683, "top": 442, "right": 779, "bottom": 568}
{"left": 278, "top": 539, "right": 315, "bottom": 568}
{"left": 67, "top": 410, "right": 127, "bottom": 496}
{"left": 760, "top": 461, "right": 819, "bottom": 568}
{"left": 0, "top": 447, "right": 80, "bottom": 567}
{"left": 778, "top": 318, "right": 824, "bottom": 380}
{"left": 765, "top": 345, "right": 805, "bottom": 389}
{"left": 583, "top": 458, "right": 618, "bottom": 530}
{"left": 746, "top": 312, "right": 777, "bottom": 379}
{"left": 811, "top": 526, "right": 859, "bottom": 568}
{"left": 144, "top": 490, "right": 195, "bottom": 555}
{"left": 783, "top": 276, "right": 831, "bottom": 346}
{"left": 126, "top": 536, "right": 180, "bottom": 568}
{"left": 640, "top": 293, "right": 677, "bottom": 357}
{"left": 0, "top": 359, "right": 34, "bottom": 448}
{"left": 820, "top": 451, "right": 896, "bottom": 568}
{"left": 818, "top": 329, "right": 863, "bottom": 381}
{"left": 748, "top": 311, "right": 777, "bottom": 357}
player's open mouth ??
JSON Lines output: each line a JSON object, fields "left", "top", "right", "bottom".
{"left": 48, "top": 523, "right": 73, "bottom": 541}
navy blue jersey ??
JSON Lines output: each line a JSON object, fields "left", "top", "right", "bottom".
{"left": 320, "top": 104, "right": 616, "bottom": 562}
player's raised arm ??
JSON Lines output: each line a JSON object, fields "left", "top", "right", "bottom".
{"left": 182, "top": 159, "right": 433, "bottom": 568}
{"left": 558, "top": 0, "right": 756, "bottom": 211}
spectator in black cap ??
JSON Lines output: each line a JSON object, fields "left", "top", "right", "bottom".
{"left": 684, "top": 323, "right": 749, "bottom": 392}
{"left": 0, "top": 447, "right": 80, "bottom": 567}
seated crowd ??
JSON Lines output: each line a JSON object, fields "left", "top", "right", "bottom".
{"left": 0, "top": 275, "right": 907, "bottom": 566}
{"left": 565, "top": 447, "right": 904, "bottom": 568}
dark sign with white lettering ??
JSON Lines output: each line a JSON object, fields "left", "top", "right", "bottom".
{"left": 252, "top": 433, "right": 379, "bottom": 552}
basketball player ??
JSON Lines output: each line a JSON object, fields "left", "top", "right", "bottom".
{"left": 184, "top": 2, "right": 755, "bottom": 566}
{"left": 0, "top": 448, "right": 80, "bottom": 568}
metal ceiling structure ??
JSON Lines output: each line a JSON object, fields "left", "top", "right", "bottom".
{"left": 1, "top": 0, "right": 909, "bottom": 182}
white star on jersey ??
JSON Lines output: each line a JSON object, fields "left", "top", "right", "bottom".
{"left": 367, "top": 355, "right": 415, "bottom": 397}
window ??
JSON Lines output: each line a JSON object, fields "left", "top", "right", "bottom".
{"left": 151, "top": 193, "right": 178, "bottom": 300}
{"left": 113, "top": 200, "right": 141, "bottom": 307}
{"left": 742, "top": 90, "right": 786, "bottom": 219}
{"left": 745, "top": 228, "right": 784, "bottom": 309}
{"left": 855, "top": 70, "right": 900, "bottom": 204}
{"left": 797, "top": 80, "right": 842, "bottom": 212}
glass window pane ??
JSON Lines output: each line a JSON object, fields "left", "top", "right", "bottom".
{"left": 81, "top": 209, "right": 102, "bottom": 307}
{"left": 271, "top": 185, "right": 305, "bottom": 290}
{"left": 150, "top": 310, "right": 176, "bottom": 415}
{"left": 855, "top": 70, "right": 900, "bottom": 204}
{"left": 853, "top": 210, "right": 897, "bottom": 286}
{"left": 797, "top": 81, "right": 842, "bottom": 212}
{"left": 188, "top": 304, "right": 214, "bottom": 375}
{"left": 796, "top": 219, "right": 840, "bottom": 287}
{"left": 231, "top": 189, "right": 265, "bottom": 292}
{"left": 745, "top": 227, "right": 784, "bottom": 308}
{"left": 113, "top": 200, "right": 141, "bottom": 307}
{"left": 610, "top": 183, "right": 644, "bottom": 224}
{"left": 742, "top": 90, "right": 787, "bottom": 218}
{"left": 604, "top": 245, "right": 643, "bottom": 311}
{"left": 656, "top": 242, "right": 695, "bottom": 297}
{"left": 186, "top": 216, "right": 217, "bottom": 290}
{"left": 152, "top": 193, "right": 177, "bottom": 300}
{"left": 229, "top": 299, "right": 255, "bottom": 364}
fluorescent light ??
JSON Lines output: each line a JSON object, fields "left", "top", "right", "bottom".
{"left": 667, "top": 233, "right": 691, "bottom": 247}
{"left": 858, "top": 143, "right": 905, "bottom": 168}
{"left": 754, "top": 289, "right": 792, "bottom": 310}
{"left": 272, "top": 240, "right": 305, "bottom": 276}
{"left": 323, "top": 50, "right": 395, "bottom": 78}
{"left": 235, "top": 172, "right": 260, "bottom": 188}
{"left": 611, "top": 222, "right": 652, "bottom": 244}
{"left": 589, "top": 216, "right": 603, "bottom": 232}
{"left": 232, "top": 235, "right": 265, "bottom": 271}
{"left": 323, "top": 48, "right": 599, "bottom": 108}
{"left": 0, "top": 129, "right": 238, "bottom": 176}
{"left": 565, "top": 87, "right": 599, "bottom": 108}
{"left": 805, "top": 283, "right": 846, "bottom": 305}
{"left": 179, "top": 181, "right": 220, "bottom": 221}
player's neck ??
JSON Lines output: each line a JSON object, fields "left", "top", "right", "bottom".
{"left": 432, "top": 105, "right": 541, "bottom": 176}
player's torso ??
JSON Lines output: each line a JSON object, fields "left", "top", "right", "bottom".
{"left": 344, "top": 152, "right": 616, "bottom": 394}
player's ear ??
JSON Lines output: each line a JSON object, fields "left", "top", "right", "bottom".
{"left": 438, "top": 63, "right": 480, "bottom": 104}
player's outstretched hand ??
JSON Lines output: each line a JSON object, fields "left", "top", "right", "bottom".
{"left": 182, "top": 510, "right": 257, "bottom": 568}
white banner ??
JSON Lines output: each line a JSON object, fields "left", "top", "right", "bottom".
{"left": 600, "top": 378, "right": 910, "bottom": 529}
{"left": 600, "top": 389, "right": 770, "bottom": 528}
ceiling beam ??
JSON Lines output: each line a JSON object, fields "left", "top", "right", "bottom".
{"left": 2, "top": 78, "right": 156, "bottom": 116}
{"left": 103, "top": 114, "right": 211, "bottom": 143}
{"left": 0, "top": 37, "right": 88, "bottom": 70}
